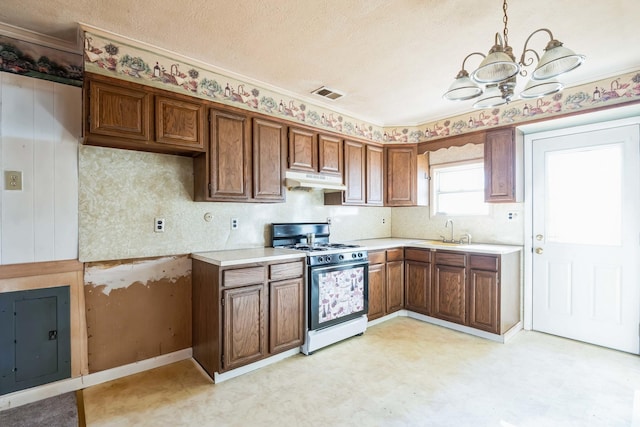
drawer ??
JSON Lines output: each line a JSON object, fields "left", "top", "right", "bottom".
{"left": 269, "top": 261, "right": 304, "bottom": 281}
{"left": 223, "top": 266, "right": 265, "bottom": 287}
{"left": 368, "top": 250, "right": 386, "bottom": 265}
{"left": 434, "top": 251, "right": 466, "bottom": 267}
{"left": 386, "top": 248, "right": 404, "bottom": 262}
{"left": 469, "top": 255, "right": 499, "bottom": 271}
{"left": 404, "top": 248, "right": 432, "bottom": 263}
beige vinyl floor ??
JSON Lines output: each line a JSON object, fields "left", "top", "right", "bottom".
{"left": 82, "top": 317, "right": 640, "bottom": 426}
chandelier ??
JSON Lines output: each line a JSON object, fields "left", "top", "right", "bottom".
{"left": 443, "top": 0, "right": 585, "bottom": 108}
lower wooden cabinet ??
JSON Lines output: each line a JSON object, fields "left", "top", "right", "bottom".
{"left": 468, "top": 269, "right": 499, "bottom": 333}
{"left": 404, "top": 254, "right": 432, "bottom": 315}
{"left": 367, "top": 248, "right": 404, "bottom": 321}
{"left": 192, "top": 258, "right": 304, "bottom": 378}
{"left": 403, "top": 247, "right": 520, "bottom": 335}
{"left": 386, "top": 249, "right": 404, "bottom": 313}
{"left": 367, "top": 259, "right": 386, "bottom": 321}
{"left": 269, "top": 277, "right": 304, "bottom": 354}
{"left": 432, "top": 264, "right": 467, "bottom": 325}
{"left": 222, "top": 283, "right": 267, "bottom": 370}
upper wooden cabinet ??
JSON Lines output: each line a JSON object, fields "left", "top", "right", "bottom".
{"left": 324, "top": 140, "right": 384, "bottom": 206}
{"left": 384, "top": 144, "right": 429, "bottom": 207}
{"left": 194, "top": 111, "right": 286, "bottom": 203}
{"left": 485, "top": 128, "right": 516, "bottom": 202}
{"left": 343, "top": 140, "right": 366, "bottom": 204}
{"left": 253, "top": 118, "right": 287, "bottom": 201}
{"left": 83, "top": 72, "right": 205, "bottom": 155}
{"left": 206, "top": 109, "right": 251, "bottom": 201}
{"left": 288, "top": 127, "right": 343, "bottom": 176}
{"left": 87, "top": 78, "right": 151, "bottom": 142}
{"left": 288, "top": 127, "right": 317, "bottom": 172}
{"left": 155, "top": 95, "right": 205, "bottom": 150}
{"left": 366, "top": 144, "right": 384, "bottom": 206}
{"left": 318, "top": 134, "right": 343, "bottom": 176}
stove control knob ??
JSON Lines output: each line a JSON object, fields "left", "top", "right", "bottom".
{"left": 358, "top": 252, "right": 363, "bottom": 258}
{"left": 338, "top": 254, "right": 344, "bottom": 261}
{"left": 352, "top": 253, "right": 357, "bottom": 259}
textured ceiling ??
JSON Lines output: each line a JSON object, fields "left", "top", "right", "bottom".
{"left": 1, "top": 0, "right": 639, "bottom": 126}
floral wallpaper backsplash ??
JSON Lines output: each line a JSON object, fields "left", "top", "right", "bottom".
{"left": 83, "top": 30, "right": 640, "bottom": 144}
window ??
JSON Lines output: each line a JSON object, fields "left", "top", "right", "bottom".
{"left": 431, "top": 160, "right": 489, "bottom": 216}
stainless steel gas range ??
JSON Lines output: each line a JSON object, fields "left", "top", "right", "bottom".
{"left": 272, "top": 223, "right": 368, "bottom": 354}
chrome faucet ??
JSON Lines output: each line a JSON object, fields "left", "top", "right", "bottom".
{"left": 445, "top": 219, "right": 454, "bottom": 243}
{"left": 460, "top": 233, "right": 472, "bottom": 244}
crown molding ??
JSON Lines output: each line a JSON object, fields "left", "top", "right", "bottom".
{"left": 0, "top": 21, "right": 81, "bottom": 54}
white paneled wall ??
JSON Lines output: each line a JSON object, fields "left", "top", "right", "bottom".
{"left": 0, "top": 73, "right": 80, "bottom": 265}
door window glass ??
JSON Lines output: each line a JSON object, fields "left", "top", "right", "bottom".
{"left": 545, "top": 143, "right": 622, "bottom": 245}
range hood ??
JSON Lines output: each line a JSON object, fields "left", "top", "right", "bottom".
{"left": 285, "top": 170, "right": 347, "bottom": 192}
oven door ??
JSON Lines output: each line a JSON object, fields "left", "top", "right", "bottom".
{"left": 309, "top": 261, "right": 368, "bottom": 331}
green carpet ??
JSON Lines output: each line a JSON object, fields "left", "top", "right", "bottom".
{"left": 0, "top": 392, "right": 80, "bottom": 427}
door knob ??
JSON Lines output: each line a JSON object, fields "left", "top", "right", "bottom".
{"left": 535, "top": 247, "right": 544, "bottom": 254}
{"left": 536, "top": 234, "right": 544, "bottom": 241}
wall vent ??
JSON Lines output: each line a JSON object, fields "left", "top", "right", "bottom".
{"left": 311, "top": 86, "right": 345, "bottom": 100}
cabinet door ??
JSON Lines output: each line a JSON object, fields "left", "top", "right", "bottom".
{"left": 367, "top": 262, "right": 386, "bottom": 321}
{"left": 405, "top": 260, "right": 431, "bottom": 316}
{"left": 222, "top": 284, "right": 267, "bottom": 371}
{"left": 288, "top": 128, "right": 318, "bottom": 172}
{"left": 269, "top": 278, "right": 304, "bottom": 354}
{"left": 155, "top": 95, "right": 205, "bottom": 151}
{"left": 386, "top": 260, "right": 404, "bottom": 313}
{"left": 253, "top": 118, "right": 286, "bottom": 201}
{"left": 432, "top": 264, "right": 466, "bottom": 324}
{"left": 386, "top": 145, "right": 417, "bottom": 206}
{"left": 89, "top": 79, "right": 151, "bottom": 141}
{"left": 366, "top": 144, "right": 384, "bottom": 206}
{"left": 344, "top": 140, "right": 366, "bottom": 204}
{"left": 209, "top": 109, "right": 250, "bottom": 200}
{"left": 468, "top": 269, "right": 500, "bottom": 333}
{"left": 318, "top": 134, "right": 343, "bottom": 176}
{"left": 485, "top": 128, "right": 515, "bottom": 202}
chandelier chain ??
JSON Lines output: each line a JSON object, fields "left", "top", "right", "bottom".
{"left": 502, "top": 0, "right": 509, "bottom": 46}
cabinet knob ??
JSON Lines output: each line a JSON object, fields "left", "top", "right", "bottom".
{"left": 535, "top": 247, "right": 544, "bottom": 254}
{"left": 536, "top": 234, "right": 544, "bottom": 241}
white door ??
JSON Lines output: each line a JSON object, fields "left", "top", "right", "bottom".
{"left": 532, "top": 124, "right": 640, "bottom": 353}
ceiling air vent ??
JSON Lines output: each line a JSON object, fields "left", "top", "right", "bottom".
{"left": 311, "top": 86, "right": 345, "bottom": 100}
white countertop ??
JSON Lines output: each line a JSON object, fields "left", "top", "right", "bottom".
{"left": 347, "top": 238, "right": 522, "bottom": 255}
{"left": 191, "top": 248, "right": 305, "bottom": 267}
{"left": 191, "top": 238, "right": 522, "bottom": 266}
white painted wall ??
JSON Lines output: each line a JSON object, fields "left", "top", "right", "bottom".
{"left": 0, "top": 73, "right": 80, "bottom": 265}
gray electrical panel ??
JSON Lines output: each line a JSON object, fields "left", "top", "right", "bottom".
{"left": 0, "top": 286, "right": 71, "bottom": 395}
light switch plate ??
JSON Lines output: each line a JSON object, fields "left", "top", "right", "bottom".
{"left": 4, "top": 171, "right": 22, "bottom": 191}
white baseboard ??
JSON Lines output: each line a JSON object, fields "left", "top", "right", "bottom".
{"left": 367, "top": 310, "right": 405, "bottom": 327}
{"left": 369, "top": 310, "right": 523, "bottom": 344}
{"left": 0, "top": 348, "right": 192, "bottom": 411}
{"left": 213, "top": 347, "right": 300, "bottom": 383}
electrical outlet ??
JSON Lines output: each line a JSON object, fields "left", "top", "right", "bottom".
{"left": 507, "top": 212, "right": 517, "bottom": 220}
{"left": 155, "top": 218, "right": 165, "bottom": 232}
{"left": 4, "top": 170, "right": 22, "bottom": 191}
{"left": 231, "top": 218, "right": 239, "bottom": 229}
{"left": 382, "top": 218, "right": 386, "bottom": 224}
